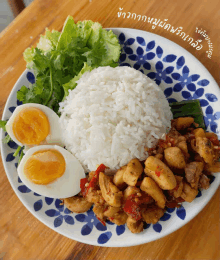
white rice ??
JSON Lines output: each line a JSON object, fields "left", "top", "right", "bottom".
{"left": 59, "top": 66, "right": 172, "bottom": 171}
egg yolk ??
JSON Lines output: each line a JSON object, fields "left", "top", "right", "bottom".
{"left": 23, "top": 149, "right": 66, "bottom": 185}
{"left": 12, "top": 107, "right": 50, "bottom": 145}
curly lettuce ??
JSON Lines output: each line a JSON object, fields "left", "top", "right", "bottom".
{"left": 17, "top": 16, "right": 121, "bottom": 113}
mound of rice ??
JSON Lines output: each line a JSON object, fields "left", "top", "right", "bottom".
{"left": 59, "top": 66, "right": 172, "bottom": 171}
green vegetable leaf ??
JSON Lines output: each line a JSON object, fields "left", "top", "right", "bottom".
{"left": 63, "top": 62, "right": 93, "bottom": 98}
{"left": 18, "top": 149, "right": 24, "bottom": 164}
{"left": 13, "top": 146, "right": 21, "bottom": 157}
{"left": 83, "top": 39, "right": 107, "bottom": 67}
{"left": 54, "top": 54, "right": 65, "bottom": 70}
{"left": 17, "top": 83, "right": 44, "bottom": 104}
{"left": 87, "top": 22, "right": 102, "bottom": 48}
{"left": 99, "top": 29, "right": 121, "bottom": 66}
{"left": 44, "top": 66, "right": 54, "bottom": 106}
{"left": 46, "top": 29, "right": 60, "bottom": 46}
{"left": 57, "top": 16, "right": 77, "bottom": 51}
{"left": 3, "top": 135, "right": 11, "bottom": 144}
{"left": 0, "top": 120, "right": 12, "bottom": 144}
{"left": 0, "top": 120, "right": 7, "bottom": 131}
{"left": 21, "top": 16, "right": 121, "bottom": 113}
{"left": 37, "top": 29, "right": 61, "bottom": 52}
{"left": 32, "top": 48, "right": 51, "bottom": 71}
{"left": 76, "top": 20, "right": 93, "bottom": 45}
{"left": 169, "top": 99, "right": 205, "bottom": 129}
{"left": 17, "top": 86, "right": 29, "bottom": 102}
{"left": 34, "top": 74, "right": 48, "bottom": 95}
{"left": 23, "top": 47, "right": 35, "bottom": 62}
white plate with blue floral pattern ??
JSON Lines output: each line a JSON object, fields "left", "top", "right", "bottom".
{"left": 1, "top": 28, "right": 220, "bottom": 247}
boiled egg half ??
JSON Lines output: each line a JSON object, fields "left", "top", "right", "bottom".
{"left": 17, "top": 145, "right": 85, "bottom": 198}
{"left": 6, "top": 103, "right": 63, "bottom": 148}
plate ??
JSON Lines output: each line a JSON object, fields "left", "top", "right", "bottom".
{"left": 1, "top": 28, "right": 220, "bottom": 247}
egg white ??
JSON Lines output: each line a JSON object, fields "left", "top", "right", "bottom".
{"left": 6, "top": 103, "right": 63, "bottom": 148}
{"left": 17, "top": 145, "right": 86, "bottom": 198}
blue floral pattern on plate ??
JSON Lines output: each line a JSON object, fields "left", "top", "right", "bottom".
{"left": 1, "top": 29, "right": 220, "bottom": 246}
{"left": 119, "top": 32, "right": 219, "bottom": 136}
{"left": 45, "top": 199, "right": 74, "bottom": 227}
{"left": 75, "top": 208, "right": 107, "bottom": 235}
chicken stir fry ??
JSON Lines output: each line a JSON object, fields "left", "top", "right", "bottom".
{"left": 63, "top": 117, "right": 220, "bottom": 233}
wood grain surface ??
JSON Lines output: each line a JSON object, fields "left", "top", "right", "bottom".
{"left": 0, "top": 0, "right": 219, "bottom": 259}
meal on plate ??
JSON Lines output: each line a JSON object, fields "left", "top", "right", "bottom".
{"left": 1, "top": 16, "right": 219, "bottom": 234}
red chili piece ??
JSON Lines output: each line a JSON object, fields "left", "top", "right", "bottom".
{"left": 137, "top": 193, "right": 152, "bottom": 204}
{"left": 166, "top": 197, "right": 185, "bottom": 208}
{"left": 97, "top": 216, "right": 106, "bottom": 226}
{"left": 177, "top": 197, "right": 185, "bottom": 203}
{"left": 123, "top": 194, "right": 142, "bottom": 221}
{"left": 96, "top": 164, "right": 107, "bottom": 174}
{"left": 155, "top": 170, "right": 161, "bottom": 177}
{"left": 158, "top": 139, "right": 167, "bottom": 148}
{"left": 80, "top": 178, "right": 88, "bottom": 197}
{"left": 80, "top": 164, "right": 107, "bottom": 197}
{"left": 209, "top": 137, "right": 219, "bottom": 146}
{"left": 86, "top": 175, "right": 98, "bottom": 195}
{"left": 155, "top": 166, "right": 163, "bottom": 177}
{"left": 86, "top": 164, "right": 107, "bottom": 195}
{"left": 166, "top": 202, "right": 180, "bottom": 208}
{"left": 158, "top": 134, "right": 174, "bottom": 148}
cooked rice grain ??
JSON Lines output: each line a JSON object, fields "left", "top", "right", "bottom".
{"left": 59, "top": 66, "right": 172, "bottom": 171}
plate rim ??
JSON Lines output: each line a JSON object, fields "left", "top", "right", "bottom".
{"left": 1, "top": 27, "right": 220, "bottom": 247}
{"left": 108, "top": 28, "right": 220, "bottom": 94}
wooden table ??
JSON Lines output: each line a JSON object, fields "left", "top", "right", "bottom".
{"left": 0, "top": 0, "right": 219, "bottom": 259}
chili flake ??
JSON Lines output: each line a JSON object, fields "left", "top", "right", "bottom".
{"left": 155, "top": 167, "right": 163, "bottom": 177}
{"left": 80, "top": 178, "right": 88, "bottom": 197}
{"left": 97, "top": 217, "right": 106, "bottom": 226}
{"left": 123, "top": 193, "right": 151, "bottom": 221}
{"left": 209, "top": 137, "right": 220, "bottom": 146}
{"left": 123, "top": 194, "right": 142, "bottom": 221}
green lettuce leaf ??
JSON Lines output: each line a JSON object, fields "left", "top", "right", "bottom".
{"left": 87, "top": 22, "right": 102, "bottom": 48}
{"left": 63, "top": 62, "right": 93, "bottom": 98}
{"left": 83, "top": 39, "right": 107, "bottom": 67}
{"left": 18, "top": 16, "right": 121, "bottom": 113}
{"left": 57, "top": 16, "right": 77, "bottom": 51}
{"left": 76, "top": 20, "right": 94, "bottom": 45}
{"left": 99, "top": 29, "right": 121, "bottom": 65}
{"left": 36, "top": 28, "right": 61, "bottom": 53}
